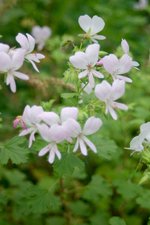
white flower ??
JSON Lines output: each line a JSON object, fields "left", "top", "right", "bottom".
{"left": 19, "top": 105, "right": 44, "bottom": 147}
{"left": 78, "top": 15, "right": 105, "bottom": 42}
{"left": 31, "top": 26, "right": 51, "bottom": 50}
{"left": 16, "top": 33, "right": 45, "bottom": 72}
{"left": 101, "top": 54, "right": 133, "bottom": 83}
{"left": 129, "top": 122, "right": 150, "bottom": 152}
{"left": 0, "top": 48, "right": 29, "bottom": 92}
{"left": 73, "top": 117, "right": 102, "bottom": 155}
{"left": 134, "top": 0, "right": 148, "bottom": 10}
{"left": 39, "top": 107, "right": 79, "bottom": 141}
{"left": 95, "top": 80, "right": 128, "bottom": 120}
{"left": 37, "top": 123, "right": 65, "bottom": 164}
{"left": 0, "top": 43, "right": 10, "bottom": 52}
{"left": 121, "top": 39, "right": 139, "bottom": 68}
{"left": 69, "top": 44, "right": 104, "bottom": 87}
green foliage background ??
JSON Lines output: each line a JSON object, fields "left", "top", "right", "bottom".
{"left": 0, "top": 0, "right": 150, "bottom": 224}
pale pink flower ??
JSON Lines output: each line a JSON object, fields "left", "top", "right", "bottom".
{"left": 39, "top": 107, "right": 79, "bottom": 141}
{"left": 101, "top": 54, "right": 133, "bottom": 83}
{"left": 0, "top": 43, "right": 10, "bottom": 52}
{"left": 16, "top": 33, "right": 45, "bottom": 72}
{"left": 95, "top": 80, "right": 128, "bottom": 120}
{"left": 134, "top": 0, "right": 148, "bottom": 10}
{"left": 31, "top": 26, "right": 51, "bottom": 50}
{"left": 121, "top": 39, "right": 139, "bottom": 68}
{"left": 0, "top": 48, "right": 29, "bottom": 92}
{"left": 37, "top": 123, "right": 65, "bottom": 163}
{"left": 129, "top": 122, "right": 150, "bottom": 152}
{"left": 19, "top": 105, "right": 44, "bottom": 147}
{"left": 78, "top": 15, "right": 105, "bottom": 42}
{"left": 72, "top": 117, "right": 102, "bottom": 155}
{"left": 69, "top": 44, "right": 104, "bottom": 87}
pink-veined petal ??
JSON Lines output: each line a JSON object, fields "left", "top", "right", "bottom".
{"left": 38, "top": 145, "right": 50, "bottom": 156}
{"left": 111, "top": 79, "right": 125, "bottom": 100}
{"left": 90, "top": 15, "right": 105, "bottom": 35}
{"left": 92, "top": 69, "right": 104, "bottom": 78}
{"left": 102, "top": 54, "right": 118, "bottom": 75}
{"left": 69, "top": 52, "right": 87, "bottom": 69}
{"left": 26, "top": 33, "right": 35, "bottom": 52}
{"left": 79, "top": 138, "right": 88, "bottom": 156}
{"left": 121, "top": 39, "right": 129, "bottom": 54}
{"left": 88, "top": 72, "right": 95, "bottom": 88}
{"left": 83, "top": 136, "right": 97, "bottom": 153}
{"left": 78, "top": 70, "right": 88, "bottom": 79}
{"left": 39, "top": 112, "right": 60, "bottom": 126}
{"left": 85, "top": 43, "right": 100, "bottom": 65}
{"left": 60, "top": 107, "right": 78, "bottom": 122}
{"left": 29, "top": 130, "right": 36, "bottom": 148}
{"left": 95, "top": 80, "right": 111, "bottom": 101}
{"left": 113, "top": 102, "right": 128, "bottom": 111}
{"left": 73, "top": 139, "right": 79, "bottom": 152}
{"left": 0, "top": 52, "right": 11, "bottom": 72}
{"left": 11, "top": 48, "right": 25, "bottom": 70}
{"left": 107, "top": 106, "right": 118, "bottom": 120}
{"left": 78, "top": 15, "right": 92, "bottom": 33}
{"left": 14, "top": 71, "right": 29, "bottom": 80}
{"left": 83, "top": 116, "right": 102, "bottom": 135}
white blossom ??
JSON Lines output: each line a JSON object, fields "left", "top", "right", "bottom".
{"left": 121, "top": 39, "right": 139, "bottom": 68}
{"left": 31, "top": 26, "right": 51, "bottom": 50}
{"left": 0, "top": 48, "right": 29, "bottom": 92}
{"left": 69, "top": 44, "right": 104, "bottom": 87}
{"left": 129, "top": 122, "right": 150, "bottom": 152}
{"left": 95, "top": 80, "right": 128, "bottom": 120}
{"left": 19, "top": 105, "right": 44, "bottom": 147}
{"left": 134, "top": 0, "right": 148, "bottom": 10}
{"left": 39, "top": 107, "right": 79, "bottom": 141}
{"left": 16, "top": 33, "right": 45, "bottom": 72}
{"left": 37, "top": 123, "right": 65, "bottom": 163}
{"left": 101, "top": 54, "right": 134, "bottom": 83}
{"left": 78, "top": 15, "right": 105, "bottom": 42}
{"left": 72, "top": 117, "right": 102, "bottom": 155}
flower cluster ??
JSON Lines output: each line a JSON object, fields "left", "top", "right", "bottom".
{"left": 69, "top": 15, "right": 139, "bottom": 120}
{"left": 12, "top": 15, "right": 139, "bottom": 164}
{"left": 14, "top": 105, "right": 102, "bottom": 163}
{"left": 0, "top": 33, "right": 44, "bottom": 92}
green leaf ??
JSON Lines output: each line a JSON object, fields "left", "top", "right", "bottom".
{"left": 53, "top": 153, "right": 85, "bottom": 177}
{"left": 114, "top": 179, "right": 142, "bottom": 200}
{"left": 0, "top": 136, "right": 29, "bottom": 165}
{"left": 91, "top": 135, "right": 119, "bottom": 160}
{"left": 136, "top": 190, "right": 150, "bottom": 209}
{"left": 109, "top": 217, "right": 126, "bottom": 225}
{"left": 83, "top": 175, "right": 112, "bottom": 202}
{"left": 15, "top": 186, "right": 61, "bottom": 215}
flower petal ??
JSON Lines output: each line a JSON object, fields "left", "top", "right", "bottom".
{"left": 90, "top": 15, "right": 105, "bottom": 35}
{"left": 111, "top": 79, "right": 125, "bottom": 100}
{"left": 79, "top": 138, "right": 88, "bottom": 156}
{"left": 85, "top": 43, "right": 100, "bottom": 65}
{"left": 78, "top": 15, "right": 92, "bottom": 33}
{"left": 69, "top": 52, "right": 87, "bottom": 69}
{"left": 121, "top": 39, "right": 129, "bottom": 54}
{"left": 95, "top": 80, "right": 111, "bottom": 101}
{"left": 39, "top": 112, "right": 60, "bottom": 126}
{"left": 83, "top": 136, "right": 97, "bottom": 153}
{"left": 60, "top": 107, "right": 78, "bottom": 122}
{"left": 78, "top": 70, "right": 88, "bottom": 79}
{"left": 83, "top": 116, "right": 102, "bottom": 135}
{"left": 38, "top": 145, "right": 50, "bottom": 156}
